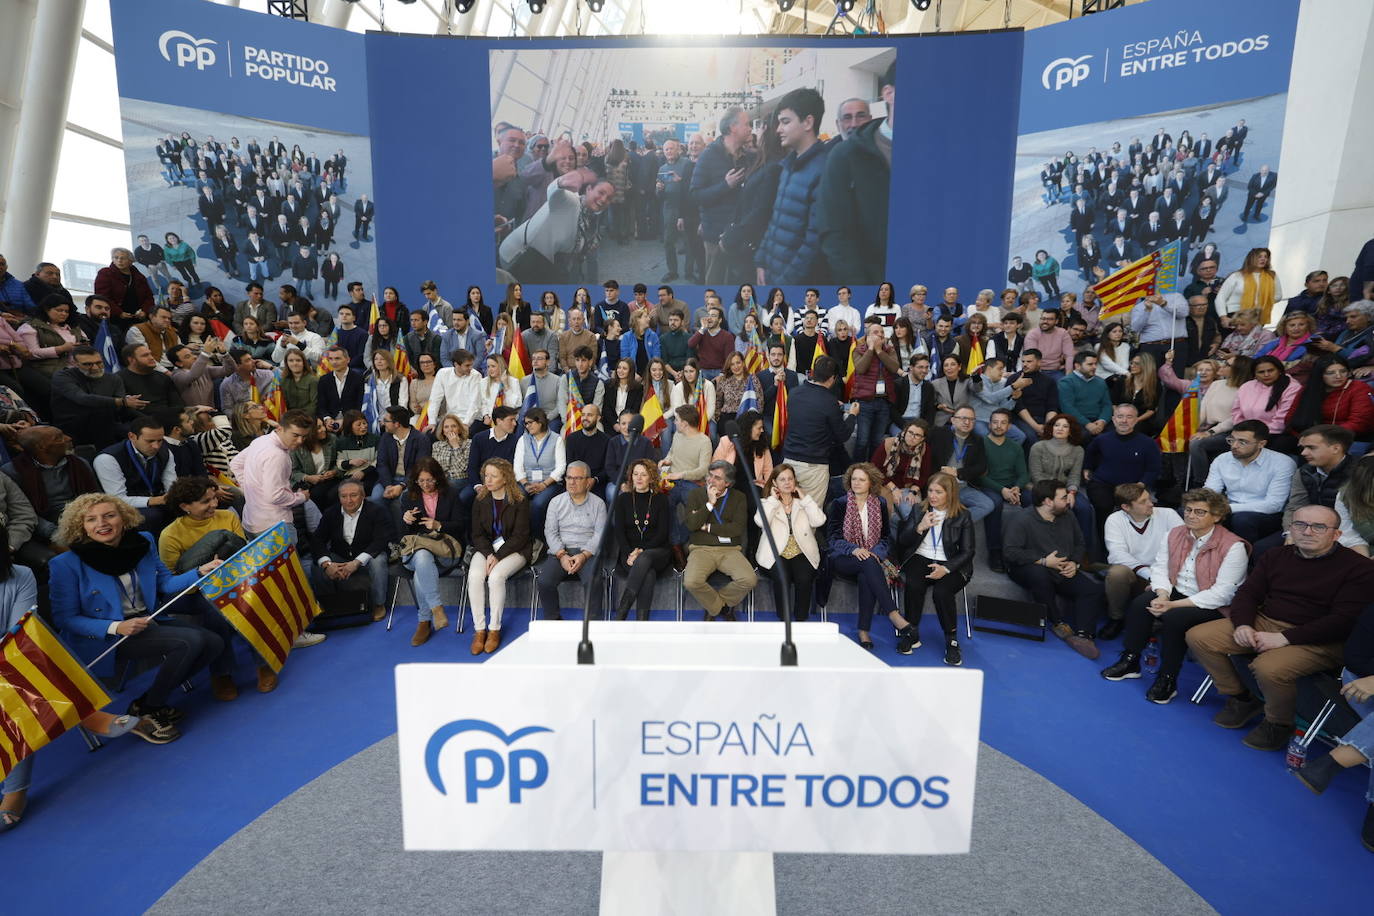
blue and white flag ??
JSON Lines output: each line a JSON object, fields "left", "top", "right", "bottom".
{"left": 596, "top": 339, "right": 611, "bottom": 382}
{"left": 363, "top": 375, "right": 378, "bottom": 432}
{"left": 519, "top": 378, "right": 539, "bottom": 422}
{"left": 428, "top": 308, "right": 447, "bottom": 337}
{"left": 738, "top": 373, "right": 761, "bottom": 416}
{"left": 95, "top": 319, "right": 119, "bottom": 373}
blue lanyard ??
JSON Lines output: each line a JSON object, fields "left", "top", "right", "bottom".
{"left": 126, "top": 440, "right": 159, "bottom": 493}
{"left": 953, "top": 439, "right": 969, "bottom": 463}
{"left": 711, "top": 490, "right": 730, "bottom": 526}
{"left": 491, "top": 498, "right": 504, "bottom": 538}
{"left": 527, "top": 433, "right": 551, "bottom": 465}
{"left": 117, "top": 570, "right": 144, "bottom": 611}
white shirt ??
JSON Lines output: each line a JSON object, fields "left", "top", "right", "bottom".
{"left": 1148, "top": 529, "right": 1248, "bottom": 609}
{"left": 322, "top": 506, "right": 372, "bottom": 566}
{"left": 1335, "top": 494, "right": 1368, "bottom": 550}
{"left": 1104, "top": 507, "right": 1183, "bottom": 578}
{"left": 93, "top": 448, "right": 180, "bottom": 510}
{"left": 823, "top": 304, "right": 861, "bottom": 337}
{"left": 272, "top": 329, "right": 326, "bottom": 366}
{"left": 427, "top": 366, "right": 485, "bottom": 426}
{"left": 916, "top": 510, "right": 948, "bottom": 562}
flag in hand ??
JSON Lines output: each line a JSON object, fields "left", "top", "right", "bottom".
{"left": 507, "top": 327, "right": 532, "bottom": 380}
{"left": 519, "top": 379, "right": 538, "bottom": 423}
{"left": 641, "top": 385, "right": 667, "bottom": 443}
{"left": 95, "top": 319, "right": 120, "bottom": 373}
{"left": 363, "top": 375, "right": 378, "bottom": 431}
{"left": 693, "top": 375, "right": 709, "bottom": 433}
{"left": 368, "top": 298, "right": 381, "bottom": 334}
{"left": 739, "top": 374, "right": 761, "bottom": 415}
{"left": 0, "top": 612, "right": 112, "bottom": 780}
{"left": 596, "top": 339, "right": 611, "bottom": 382}
{"left": 318, "top": 328, "right": 338, "bottom": 377}
{"left": 743, "top": 345, "right": 765, "bottom": 376}
{"left": 1157, "top": 383, "right": 1201, "bottom": 454}
{"left": 260, "top": 369, "right": 286, "bottom": 423}
{"left": 965, "top": 336, "right": 985, "bottom": 375}
{"left": 198, "top": 523, "right": 323, "bottom": 673}
{"left": 394, "top": 346, "right": 413, "bottom": 380}
{"left": 1092, "top": 238, "right": 1183, "bottom": 321}
{"left": 564, "top": 377, "right": 586, "bottom": 439}
{"left": 842, "top": 339, "right": 858, "bottom": 399}
{"left": 770, "top": 378, "right": 789, "bottom": 450}
{"left": 209, "top": 318, "right": 235, "bottom": 341}
{"left": 810, "top": 334, "right": 828, "bottom": 373}
{"left": 428, "top": 308, "right": 447, "bottom": 337}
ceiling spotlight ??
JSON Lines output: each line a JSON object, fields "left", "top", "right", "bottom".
{"left": 455, "top": 0, "right": 475, "bottom": 11}
{"left": 912, "top": 0, "right": 932, "bottom": 9}
{"left": 588, "top": 0, "right": 605, "bottom": 10}
{"left": 527, "top": 0, "right": 545, "bottom": 13}
{"left": 778, "top": 0, "right": 796, "bottom": 11}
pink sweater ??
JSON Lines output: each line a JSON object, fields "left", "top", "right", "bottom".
{"left": 230, "top": 431, "right": 307, "bottom": 532}
{"left": 1220, "top": 378, "right": 1303, "bottom": 435}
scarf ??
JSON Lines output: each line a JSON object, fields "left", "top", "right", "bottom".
{"left": 1242, "top": 270, "right": 1278, "bottom": 325}
{"left": 1270, "top": 333, "right": 1310, "bottom": 362}
{"left": 884, "top": 434, "right": 924, "bottom": 483}
{"left": 71, "top": 531, "right": 150, "bottom": 577}
{"left": 842, "top": 493, "right": 883, "bottom": 551}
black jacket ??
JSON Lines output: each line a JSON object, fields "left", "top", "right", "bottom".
{"left": 399, "top": 489, "right": 464, "bottom": 540}
{"left": 782, "top": 380, "right": 856, "bottom": 465}
{"left": 926, "top": 426, "right": 988, "bottom": 488}
{"left": 317, "top": 368, "right": 365, "bottom": 419}
{"left": 817, "top": 117, "right": 889, "bottom": 284}
{"left": 889, "top": 377, "right": 937, "bottom": 427}
{"left": 903, "top": 509, "right": 976, "bottom": 580}
{"left": 312, "top": 500, "right": 392, "bottom": 564}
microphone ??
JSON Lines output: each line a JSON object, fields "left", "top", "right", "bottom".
{"left": 578, "top": 412, "right": 645, "bottom": 664}
{"left": 730, "top": 434, "right": 798, "bottom": 667}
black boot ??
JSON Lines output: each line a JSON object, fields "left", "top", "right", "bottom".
{"left": 896, "top": 624, "right": 920, "bottom": 655}
{"left": 1363, "top": 804, "right": 1374, "bottom": 853}
{"left": 1294, "top": 752, "right": 1341, "bottom": 795}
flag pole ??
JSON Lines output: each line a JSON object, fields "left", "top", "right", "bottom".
{"left": 84, "top": 568, "right": 221, "bottom": 671}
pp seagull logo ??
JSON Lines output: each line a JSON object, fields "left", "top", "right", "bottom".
{"left": 158, "top": 30, "right": 218, "bottom": 71}
{"left": 425, "top": 719, "right": 552, "bottom": 802}
{"left": 1041, "top": 54, "right": 1093, "bottom": 91}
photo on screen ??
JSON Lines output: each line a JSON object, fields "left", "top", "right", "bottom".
{"left": 1006, "top": 93, "right": 1286, "bottom": 300}
{"left": 120, "top": 97, "right": 377, "bottom": 313}
{"left": 489, "top": 45, "right": 894, "bottom": 287}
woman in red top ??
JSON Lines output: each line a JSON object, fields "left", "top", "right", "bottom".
{"left": 1287, "top": 355, "right": 1374, "bottom": 437}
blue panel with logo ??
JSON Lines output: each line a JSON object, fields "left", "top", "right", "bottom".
{"left": 1019, "top": 0, "right": 1300, "bottom": 134}
{"left": 110, "top": 0, "right": 369, "bottom": 135}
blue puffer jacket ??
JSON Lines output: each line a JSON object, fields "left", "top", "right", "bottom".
{"left": 755, "top": 140, "right": 831, "bottom": 284}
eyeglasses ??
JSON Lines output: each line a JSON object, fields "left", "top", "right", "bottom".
{"left": 1182, "top": 507, "right": 1213, "bottom": 517}
{"left": 1290, "top": 521, "right": 1332, "bottom": 534}
{"left": 565, "top": 474, "right": 588, "bottom": 481}
{"left": 1224, "top": 436, "right": 1256, "bottom": 446}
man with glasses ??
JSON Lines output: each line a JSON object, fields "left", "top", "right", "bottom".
{"left": 929, "top": 407, "right": 996, "bottom": 523}
{"left": 1252, "top": 424, "right": 1355, "bottom": 558}
{"left": 682, "top": 460, "right": 757, "bottom": 621}
{"left": 51, "top": 346, "right": 145, "bottom": 448}
{"left": 535, "top": 461, "right": 607, "bottom": 621}
{"left": 1185, "top": 505, "right": 1374, "bottom": 750}
{"left": 1101, "top": 488, "right": 1245, "bottom": 703}
{"left": 1202, "top": 419, "right": 1294, "bottom": 542}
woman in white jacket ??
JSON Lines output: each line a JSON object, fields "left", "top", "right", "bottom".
{"left": 755, "top": 464, "right": 826, "bottom": 622}
{"left": 476, "top": 354, "right": 523, "bottom": 427}
{"left": 1216, "top": 247, "right": 1284, "bottom": 327}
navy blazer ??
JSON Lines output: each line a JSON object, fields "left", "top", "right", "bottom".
{"left": 399, "top": 488, "right": 464, "bottom": 540}
{"left": 376, "top": 431, "right": 434, "bottom": 488}
{"left": 317, "top": 368, "right": 365, "bottom": 420}
{"left": 756, "top": 368, "right": 800, "bottom": 417}
{"left": 312, "top": 500, "right": 392, "bottom": 566}
{"left": 50, "top": 532, "right": 200, "bottom": 676}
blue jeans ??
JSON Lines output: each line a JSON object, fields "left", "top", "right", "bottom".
{"left": 973, "top": 419, "right": 1027, "bottom": 444}
{"left": 853, "top": 398, "right": 889, "bottom": 463}
{"left": 979, "top": 487, "right": 1026, "bottom": 552}
{"left": 1, "top": 754, "right": 32, "bottom": 795}
{"left": 525, "top": 482, "right": 563, "bottom": 536}
{"left": 1339, "top": 668, "right": 1374, "bottom": 803}
{"left": 405, "top": 549, "right": 461, "bottom": 619}
{"left": 701, "top": 369, "right": 722, "bottom": 381}
{"left": 249, "top": 260, "right": 271, "bottom": 282}
{"left": 959, "top": 485, "right": 995, "bottom": 523}
{"left": 298, "top": 278, "right": 314, "bottom": 299}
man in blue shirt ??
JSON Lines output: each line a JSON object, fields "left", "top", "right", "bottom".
{"left": 1203, "top": 419, "right": 1295, "bottom": 542}
{"left": 1083, "top": 403, "right": 1162, "bottom": 553}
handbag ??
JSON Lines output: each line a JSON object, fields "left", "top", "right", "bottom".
{"left": 397, "top": 532, "right": 464, "bottom": 560}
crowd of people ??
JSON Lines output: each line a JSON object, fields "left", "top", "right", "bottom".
{"left": 493, "top": 63, "right": 894, "bottom": 286}
{"left": 137, "top": 130, "right": 374, "bottom": 305}
{"left": 1015, "top": 117, "right": 1274, "bottom": 294}
{"left": 1, "top": 234, "right": 1373, "bottom": 853}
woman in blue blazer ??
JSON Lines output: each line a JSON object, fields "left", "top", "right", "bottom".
{"left": 50, "top": 494, "right": 227, "bottom": 739}
{"left": 399, "top": 457, "right": 465, "bottom": 646}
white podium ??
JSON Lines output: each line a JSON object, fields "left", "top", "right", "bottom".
{"left": 395, "top": 621, "right": 982, "bottom": 916}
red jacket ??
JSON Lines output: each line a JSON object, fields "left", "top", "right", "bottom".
{"left": 1287, "top": 381, "right": 1374, "bottom": 435}
{"left": 93, "top": 265, "right": 154, "bottom": 320}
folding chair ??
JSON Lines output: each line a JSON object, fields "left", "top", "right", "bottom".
{"left": 385, "top": 556, "right": 468, "bottom": 634}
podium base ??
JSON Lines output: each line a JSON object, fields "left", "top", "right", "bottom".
{"left": 600, "top": 851, "right": 775, "bottom": 915}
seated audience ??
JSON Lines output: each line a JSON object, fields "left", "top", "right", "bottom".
{"left": 311, "top": 479, "right": 391, "bottom": 623}
{"left": 683, "top": 460, "right": 758, "bottom": 621}
{"left": 398, "top": 458, "right": 463, "bottom": 646}
{"left": 756, "top": 463, "right": 825, "bottom": 624}
{"left": 828, "top": 462, "right": 914, "bottom": 651}
{"left": 613, "top": 458, "right": 671, "bottom": 621}
{"left": 535, "top": 461, "right": 606, "bottom": 621}
{"left": 1203, "top": 419, "right": 1296, "bottom": 542}
{"left": 900, "top": 472, "right": 975, "bottom": 666}
{"left": 467, "top": 458, "right": 531, "bottom": 655}
{"left": 1101, "top": 483, "right": 1183, "bottom": 639}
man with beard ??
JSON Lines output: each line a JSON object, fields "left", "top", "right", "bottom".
{"left": 50, "top": 346, "right": 147, "bottom": 447}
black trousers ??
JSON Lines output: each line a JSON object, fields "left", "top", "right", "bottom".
{"left": 616, "top": 548, "right": 671, "bottom": 619}
{"left": 903, "top": 554, "right": 968, "bottom": 637}
{"left": 1007, "top": 562, "right": 1103, "bottom": 633}
{"left": 1121, "top": 588, "right": 1223, "bottom": 677}
{"left": 116, "top": 617, "right": 225, "bottom": 706}
{"left": 767, "top": 553, "right": 817, "bottom": 623}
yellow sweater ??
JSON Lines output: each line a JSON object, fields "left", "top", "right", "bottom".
{"left": 158, "top": 510, "right": 246, "bottom": 571}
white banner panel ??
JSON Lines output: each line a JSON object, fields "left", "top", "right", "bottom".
{"left": 396, "top": 664, "right": 982, "bottom": 854}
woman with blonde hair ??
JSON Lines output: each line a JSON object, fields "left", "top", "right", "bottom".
{"left": 1120, "top": 351, "right": 1164, "bottom": 435}
{"left": 467, "top": 458, "right": 531, "bottom": 655}
{"left": 900, "top": 472, "right": 975, "bottom": 666}
{"left": 229, "top": 400, "right": 271, "bottom": 451}
{"left": 477, "top": 354, "right": 521, "bottom": 428}
{"left": 756, "top": 463, "right": 825, "bottom": 623}
{"left": 1217, "top": 246, "right": 1284, "bottom": 326}
{"left": 1217, "top": 308, "right": 1276, "bottom": 359}
{"left": 430, "top": 413, "right": 471, "bottom": 484}
{"left": 1255, "top": 310, "right": 1318, "bottom": 375}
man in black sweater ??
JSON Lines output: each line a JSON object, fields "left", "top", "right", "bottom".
{"left": 781, "top": 356, "right": 859, "bottom": 507}
{"left": 1008, "top": 349, "right": 1060, "bottom": 444}
{"left": 117, "top": 343, "right": 184, "bottom": 413}
{"left": 565, "top": 403, "right": 610, "bottom": 490}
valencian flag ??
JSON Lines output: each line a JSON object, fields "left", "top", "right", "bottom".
{"left": 507, "top": 326, "right": 532, "bottom": 380}
{"left": 199, "top": 523, "right": 323, "bottom": 673}
{"left": 564, "top": 377, "right": 586, "bottom": 440}
{"left": 0, "top": 612, "right": 112, "bottom": 780}
{"left": 393, "top": 346, "right": 413, "bottom": 380}
{"left": 256, "top": 369, "right": 286, "bottom": 423}
{"left": 1093, "top": 238, "right": 1183, "bottom": 322}
{"left": 743, "top": 345, "right": 765, "bottom": 376}
{"left": 770, "top": 380, "right": 789, "bottom": 450}
{"left": 692, "top": 375, "right": 710, "bottom": 433}
{"left": 1158, "top": 381, "right": 1201, "bottom": 454}
{"left": 640, "top": 385, "right": 667, "bottom": 443}
{"left": 318, "top": 328, "right": 338, "bottom": 377}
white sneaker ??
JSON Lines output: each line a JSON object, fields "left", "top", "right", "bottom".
{"left": 292, "top": 631, "right": 327, "bottom": 648}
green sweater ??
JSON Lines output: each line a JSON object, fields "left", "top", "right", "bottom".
{"left": 1056, "top": 371, "right": 1112, "bottom": 426}
{"left": 981, "top": 435, "right": 1029, "bottom": 491}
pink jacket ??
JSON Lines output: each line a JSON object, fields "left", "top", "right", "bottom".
{"left": 1024, "top": 327, "right": 1075, "bottom": 373}
{"left": 229, "top": 431, "right": 308, "bottom": 532}
{"left": 1222, "top": 377, "right": 1302, "bottom": 435}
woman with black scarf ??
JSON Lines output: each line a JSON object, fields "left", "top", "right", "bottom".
{"left": 50, "top": 494, "right": 228, "bottom": 741}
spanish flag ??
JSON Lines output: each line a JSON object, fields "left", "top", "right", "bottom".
{"left": 368, "top": 298, "right": 381, "bottom": 334}
{"left": 507, "top": 326, "right": 532, "bottom": 380}
{"left": 1093, "top": 238, "right": 1182, "bottom": 321}
{"left": 842, "top": 339, "right": 858, "bottom": 399}
{"left": 810, "top": 333, "right": 828, "bottom": 372}
{"left": 965, "top": 335, "right": 985, "bottom": 375}
{"left": 0, "top": 613, "right": 112, "bottom": 780}
{"left": 394, "top": 346, "right": 413, "bottom": 380}
{"left": 693, "top": 376, "right": 709, "bottom": 433}
{"left": 199, "top": 523, "right": 323, "bottom": 673}
{"left": 415, "top": 401, "right": 431, "bottom": 433}
{"left": 641, "top": 386, "right": 667, "bottom": 443}
{"left": 770, "top": 379, "right": 789, "bottom": 450}
{"left": 1157, "top": 388, "right": 1200, "bottom": 454}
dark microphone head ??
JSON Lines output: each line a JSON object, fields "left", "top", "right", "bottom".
{"left": 628, "top": 414, "right": 645, "bottom": 436}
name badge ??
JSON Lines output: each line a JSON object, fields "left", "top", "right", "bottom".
{"left": 875, "top": 379, "right": 887, "bottom": 396}
{"left": 718, "top": 536, "right": 732, "bottom": 545}
{"left": 528, "top": 470, "right": 544, "bottom": 483}
{"left": 493, "top": 536, "right": 507, "bottom": 552}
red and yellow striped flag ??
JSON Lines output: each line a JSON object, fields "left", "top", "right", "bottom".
{"left": 368, "top": 298, "right": 381, "bottom": 334}
{"left": 693, "top": 377, "right": 709, "bottom": 433}
{"left": 641, "top": 386, "right": 667, "bottom": 442}
{"left": 198, "top": 523, "right": 323, "bottom": 672}
{"left": 770, "top": 378, "right": 789, "bottom": 450}
{"left": 810, "top": 334, "right": 828, "bottom": 371}
{"left": 965, "top": 336, "right": 985, "bottom": 375}
{"left": 394, "top": 346, "right": 413, "bottom": 380}
{"left": 1093, "top": 238, "right": 1183, "bottom": 321}
{"left": 260, "top": 370, "right": 286, "bottom": 423}
{"left": 1157, "top": 391, "right": 1200, "bottom": 454}
{"left": 564, "top": 378, "right": 586, "bottom": 440}
{"left": 0, "top": 613, "right": 112, "bottom": 780}
{"left": 843, "top": 339, "right": 858, "bottom": 399}
{"left": 415, "top": 402, "right": 430, "bottom": 433}
{"left": 743, "top": 345, "right": 765, "bottom": 376}
{"left": 507, "top": 326, "right": 532, "bottom": 380}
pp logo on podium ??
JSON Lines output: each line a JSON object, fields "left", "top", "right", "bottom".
{"left": 159, "top": 30, "right": 218, "bottom": 71}
{"left": 425, "top": 719, "right": 552, "bottom": 803}
{"left": 1041, "top": 54, "right": 1094, "bottom": 91}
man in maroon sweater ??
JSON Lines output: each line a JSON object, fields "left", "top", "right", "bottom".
{"left": 1186, "top": 505, "right": 1374, "bottom": 750}
{"left": 687, "top": 307, "right": 736, "bottom": 379}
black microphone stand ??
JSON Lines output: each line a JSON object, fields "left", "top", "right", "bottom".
{"left": 578, "top": 414, "right": 644, "bottom": 664}
{"left": 730, "top": 434, "right": 798, "bottom": 667}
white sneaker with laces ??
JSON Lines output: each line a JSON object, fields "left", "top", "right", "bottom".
{"left": 293, "top": 631, "right": 327, "bottom": 648}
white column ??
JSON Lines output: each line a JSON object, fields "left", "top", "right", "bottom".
{"left": 1269, "top": 0, "right": 1374, "bottom": 294}
{"left": 310, "top": 0, "right": 355, "bottom": 30}
{"left": 0, "top": 0, "right": 84, "bottom": 277}
{"left": 535, "top": 0, "right": 571, "bottom": 37}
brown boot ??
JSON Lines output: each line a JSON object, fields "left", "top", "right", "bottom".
{"left": 412, "top": 621, "right": 433, "bottom": 646}
{"left": 256, "top": 666, "right": 279, "bottom": 693}
{"left": 432, "top": 607, "right": 449, "bottom": 631}
{"left": 211, "top": 674, "right": 239, "bottom": 702}
{"left": 484, "top": 628, "right": 502, "bottom": 653}
{"left": 372, "top": 604, "right": 387, "bottom": 622}
{"left": 471, "top": 629, "right": 487, "bottom": 655}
